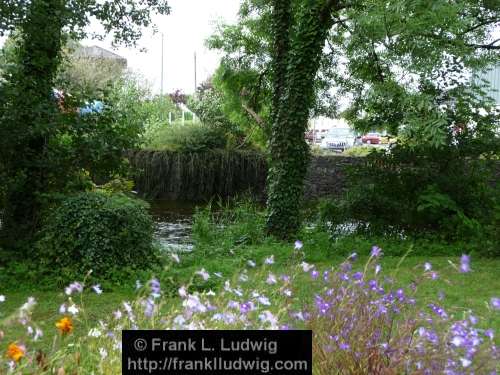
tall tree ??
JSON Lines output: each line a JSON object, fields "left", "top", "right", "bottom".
{"left": 266, "top": 0, "right": 346, "bottom": 237}
{"left": 211, "top": 0, "right": 499, "bottom": 238}
{"left": 0, "top": 0, "right": 170, "bottom": 247}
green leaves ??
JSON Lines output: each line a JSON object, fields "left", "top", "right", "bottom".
{"left": 36, "top": 192, "right": 156, "bottom": 279}
{"left": 0, "top": 0, "right": 170, "bottom": 247}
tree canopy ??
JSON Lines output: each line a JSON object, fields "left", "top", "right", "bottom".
{"left": 210, "top": 0, "right": 499, "bottom": 144}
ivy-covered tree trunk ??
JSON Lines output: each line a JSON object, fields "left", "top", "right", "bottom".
{"left": 0, "top": 0, "right": 64, "bottom": 247}
{"left": 266, "top": 0, "right": 335, "bottom": 238}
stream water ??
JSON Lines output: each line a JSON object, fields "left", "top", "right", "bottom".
{"left": 148, "top": 200, "right": 366, "bottom": 253}
{"left": 149, "top": 200, "right": 199, "bottom": 252}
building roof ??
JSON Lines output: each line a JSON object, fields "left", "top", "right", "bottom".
{"left": 74, "top": 45, "right": 127, "bottom": 67}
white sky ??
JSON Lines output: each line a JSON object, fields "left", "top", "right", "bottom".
{"left": 82, "top": 0, "right": 240, "bottom": 95}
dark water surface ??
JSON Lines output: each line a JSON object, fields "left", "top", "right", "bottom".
{"left": 149, "top": 200, "right": 200, "bottom": 252}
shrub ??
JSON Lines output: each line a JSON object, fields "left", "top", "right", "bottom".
{"left": 318, "top": 144, "right": 499, "bottom": 253}
{"left": 144, "top": 123, "right": 227, "bottom": 152}
{"left": 342, "top": 145, "right": 376, "bottom": 157}
{"left": 36, "top": 192, "right": 157, "bottom": 278}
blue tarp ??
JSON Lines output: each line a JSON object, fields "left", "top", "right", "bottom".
{"left": 79, "top": 100, "right": 104, "bottom": 115}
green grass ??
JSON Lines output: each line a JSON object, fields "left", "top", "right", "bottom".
{"left": 1, "top": 288, "right": 134, "bottom": 350}
{"left": 2, "top": 201, "right": 499, "bottom": 353}
{"left": 2, "top": 250, "right": 499, "bottom": 350}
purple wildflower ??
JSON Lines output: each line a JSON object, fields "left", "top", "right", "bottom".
{"left": 264, "top": 255, "right": 275, "bottom": 265}
{"left": 195, "top": 268, "right": 210, "bottom": 281}
{"left": 239, "top": 301, "right": 254, "bottom": 314}
{"left": 150, "top": 278, "right": 161, "bottom": 298}
{"left": 371, "top": 246, "right": 382, "bottom": 257}
{"left": 301, "top": 262, "right": 314, "bottom": 272}
{"left": 281, "top": 274, "right": 291, "bottom": 282}
{"left": 484, "top": 329, "right": 494, "bottom": 340}
{"left": 460, "top": 254, "right": 471, "bottom": 273}
{"left": 65, "top": 282, "right": 83, "bottom": 295}
{"left": 144, "top": 298, "right": 154, "bottom": 317}
{"left": 257, "top": 296, "right": 271, "bottom": 306}
{"left": 266, "top": 273, "right": 277, "bottom": 285}
{"left": 490, "top": 297, "right": 500, "bottom": 311}
{"left": 352, "top": 272, "right": 363, "bottom": 281}
{"left": 339, "top": 342, "right": 350, "bottom": 351}
{"left": 294, "top": 240, "right": 303, "bottom": 250}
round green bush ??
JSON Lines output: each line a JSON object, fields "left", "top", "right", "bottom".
{"left": 36, "top": 192, "right": 157, "bottom": 278}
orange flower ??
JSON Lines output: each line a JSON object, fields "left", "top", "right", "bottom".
{"left": 56, "top": 317, "right": 73, "bottom": 334}
{"left": 6, "top": 343, "right": 25, "bottom": 362}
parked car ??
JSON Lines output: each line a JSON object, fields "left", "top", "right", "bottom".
{"left": 320, "top": 128, "right": 358, "bottom": 151}
{"left": 361, "top": 132, "right": 382, "bottom": 144}
{"left": 380, "top": 134, "right": 397, "bottom": 145}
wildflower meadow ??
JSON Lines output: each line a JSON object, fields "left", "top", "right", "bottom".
{"left": 1, "top": 243, "right": 499, "bottom": 374}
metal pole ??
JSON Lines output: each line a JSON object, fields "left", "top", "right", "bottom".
{"left": 194, "top": 52, "right": 197, "bottom": 93}
{"left": 161, "top": 32, "right": 164, "bottom": 96}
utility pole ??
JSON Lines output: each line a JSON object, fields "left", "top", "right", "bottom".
{"left": 194, "top": 52, "right": 197, "bottom": 93}
{"left": 160, "top": 32, "right": 164, "bottom": 96}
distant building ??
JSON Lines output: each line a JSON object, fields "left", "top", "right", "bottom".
{"left": 74, "top": 45, "right": 127, "bottom": 68}
{"left": 476, "top": 64, "right": 500, "bottom": 106}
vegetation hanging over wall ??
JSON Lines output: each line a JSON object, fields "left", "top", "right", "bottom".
{"left": 128, "top": 150, "right": 267, "bottom": 201}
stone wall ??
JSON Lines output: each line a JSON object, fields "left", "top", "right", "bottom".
{"left": 129, "top": 151, "right": 498, "bottom": 202}
{"left": 129, "top": 151, "right": 364, "bottom": 201}
{"left": 303, "top": 156, "right": 363, "bottom": 200}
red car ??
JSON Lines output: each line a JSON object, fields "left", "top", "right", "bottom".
{"left": 361, "top": 133, "right": 381, "bottom": 144}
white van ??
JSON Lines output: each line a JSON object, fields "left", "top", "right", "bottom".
{"left": 320, "top": 128, "right": 359, "bottom": 151}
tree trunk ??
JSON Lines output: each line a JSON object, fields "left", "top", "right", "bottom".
{"left": 0, "top": 0, "right": 64, "bottom": 247}
{"left": 266, "top": 0, "right": 334, "bottom": 238}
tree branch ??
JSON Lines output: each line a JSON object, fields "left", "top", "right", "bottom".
{"left": 461, "top": 18, "right": 500, "bottom": 35}
{"left": 241, "top": 102, "right": 266, "bottom": 129}
{"left": 466, "top": 38, "right": 500, "bottom": 50}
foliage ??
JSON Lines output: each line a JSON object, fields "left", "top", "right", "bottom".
{"left": 206, "top": 0, "right": 336, "bottom": 131}
{"left": 188, "top": 80, "right": 252, "bottom": 148}
{"left": 341, "top": 146, "right": 376, "bottom": 157}
{"left": 35, "top": 192, "right": 157, "bottom": 279}
{"left": 317, "top": 144, "right": 500, "bottom": 255}
{"left": 334, "top": 0, "right": 500, "bottom": 144}
{"left": 51, "top": 39, "right": 128, "bottom": 100}
{"left": 144, "top": 123, "right": 227, "bottom": 152}
{"left": 192, "top": 199, "right": 266, "bottom": 256}
{"left": 0, "top": 0, "right": 170, "bottom": 248}
{"left": 168, "top": 89, "right": 188, "bottom": 105}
